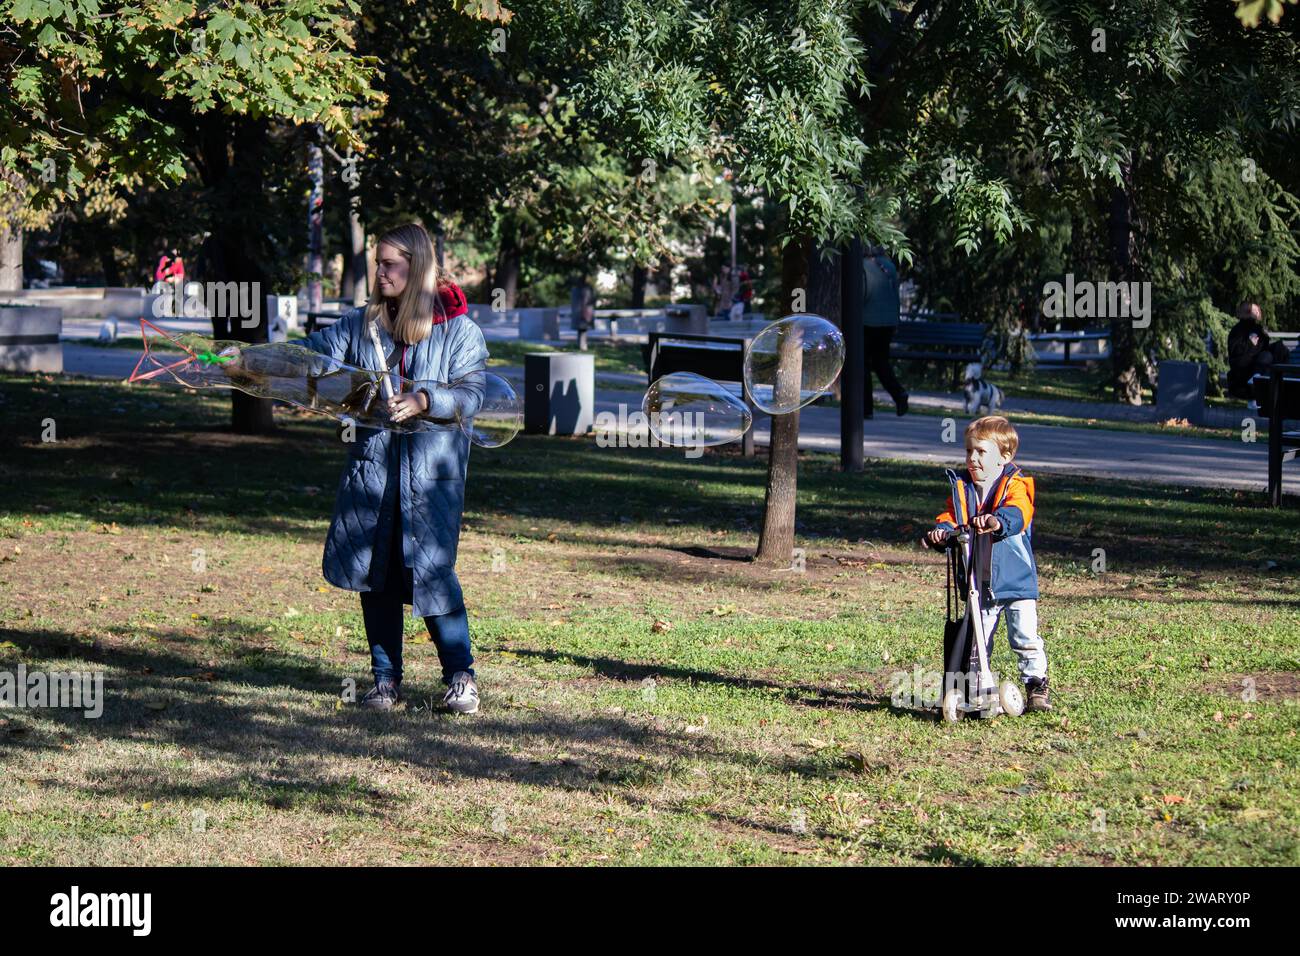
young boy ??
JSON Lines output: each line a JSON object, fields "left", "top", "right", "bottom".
{"left": 925, "top": 416, "right": 1051, "bottom": 710}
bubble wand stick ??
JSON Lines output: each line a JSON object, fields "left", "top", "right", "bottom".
{"left": 366, "top": 316, "right": 396, "bottom": 402}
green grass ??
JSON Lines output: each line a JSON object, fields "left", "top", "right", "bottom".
{"left": 483, "top": 339, "right": 646, "bottom": 375}
{"left": 981, "top": 364, "right": 1251, "bottom": 413}
{"left": 984, "top": 365, "right": 1121, "bottom": 403}
{"left": 0, "top": 371, "right": 1297, "bottom": 865}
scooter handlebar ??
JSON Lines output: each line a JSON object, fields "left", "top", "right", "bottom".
{"left": 921, "top": 525, "right": 971, "bottom": 551}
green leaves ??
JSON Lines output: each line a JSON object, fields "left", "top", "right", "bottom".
{"left": 0, "top": 0, "right": 382, "bottom": 219}
{"left": 1235, "top": 0, "right": 1295, "bottom": 28}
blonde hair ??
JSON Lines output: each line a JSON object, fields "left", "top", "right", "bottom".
{"left": 364, "top": 222, "right": 443, "bottom": 345}
{"left": 966, "top": 416, "right": 1019, "bottom": 458}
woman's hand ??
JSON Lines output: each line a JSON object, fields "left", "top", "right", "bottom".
{"left": 387, "top": 390, "right": 429, "bottom": 423}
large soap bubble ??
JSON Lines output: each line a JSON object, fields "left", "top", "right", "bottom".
{"left": 742, "top": 314, "right": 844, "bottom": 415}
{"left": 129, "top": 320, "right": 456, "bottom": 435}
{"left": 458, "top": 372, "right": 523, "bottom": 448}
{"left": 642, "top": 372, "right": 753, "bottom": 447}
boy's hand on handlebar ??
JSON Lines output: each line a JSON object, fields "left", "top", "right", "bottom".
{"left": 972, "top": 514, "right": 1002, "bottom": 533}
{"left": 925, "top": 528, "right": 950, "bottom": 547}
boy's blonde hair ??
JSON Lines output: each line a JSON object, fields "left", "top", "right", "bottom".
{"left": 966, "top": 416, "right": 1019, "bottom": 458}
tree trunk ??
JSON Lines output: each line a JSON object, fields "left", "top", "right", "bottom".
{"left": 631, "top": 264, "right": 648, "bottom": 308}
{"left": 495, "top": 223, "right": 520, "bottom": 309}
{"left": 0, "top": 167, "right": 24, "bottom": 290}
{"left": 306, "top": 135, "right": 324, "bottom": 316}
{"left": 195, "top": 113, "right": 277, "bottom": 434}
{"left": 348, "top": 197, "right": 367, "bottom": 306}
{"left": 0, "top": 222, "right": 21, "bottom": 290}
{"left": 807, "top": 240, "right": 841, "bottom": 397}
{"left": 1108, "top": 167, "right": 1142, "bottom": 405}
{"left": 754, "top": 233, "right": 811, "bottom": 565}
{"left": 98, "top": 245, "right": 122, "bottom": 287}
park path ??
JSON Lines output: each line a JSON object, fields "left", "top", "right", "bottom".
{"left": 590, "top": 386, "right": 1297, "bottom": 497}
{"left": 54, "top": 342, "right": 1298, "bottom": 496}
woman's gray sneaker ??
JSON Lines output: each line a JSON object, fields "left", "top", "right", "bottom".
{"left": 443, "top": 672, "right": 479, "bottom": 714}
{"left": 362, "top": 679, "right": 401, "bottom": 711}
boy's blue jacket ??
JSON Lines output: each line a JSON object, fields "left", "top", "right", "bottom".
{"left": 301, "top": 305, "right": 488, "bottom": 617}
{"left": 934, "top": 462, "right": 1039, "bottom": 601}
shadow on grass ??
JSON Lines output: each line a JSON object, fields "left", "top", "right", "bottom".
{"left": 0, "top": 624, "right": 799, "bottom": 815}
{"left": 508, "top": 646, "right": 899, "bottom": 716}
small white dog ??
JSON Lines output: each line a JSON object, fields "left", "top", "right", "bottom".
{"left": 962, "top": 362, "right": 1004, "bottom": 415}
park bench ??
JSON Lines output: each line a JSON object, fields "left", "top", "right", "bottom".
{"left": 1029, "top": 328, "right": 1110, "bottom": 366}
{"left": 644, "top": 330, "right": 759, "bottom": 456}
{"left": 1256, "top": 363, "right": 1300, "bottom": 507}
{"left": 561, "top": 305, "right": 710, "bottom": 341}
{"left": 303, "top": 310, "right": 346, "bottom": 334}
{"left": 890, "top": 316, "right": 990, "bottom": 387}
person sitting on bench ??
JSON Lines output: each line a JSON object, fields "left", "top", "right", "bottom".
{"left": 1228, "top": 301, "right": 1291, "bottom": 400}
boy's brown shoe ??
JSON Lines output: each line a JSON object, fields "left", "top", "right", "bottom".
{"left": 1025, "top": 677, "right": 1052, "bottom": 711}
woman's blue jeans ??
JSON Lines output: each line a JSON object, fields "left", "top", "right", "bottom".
{"left": 361, "top": 514, "right": 473, "bottom": 686}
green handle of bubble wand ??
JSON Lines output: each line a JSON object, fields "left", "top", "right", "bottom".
{"left": 196, "top": 349, "right": 235, "bottom": 366}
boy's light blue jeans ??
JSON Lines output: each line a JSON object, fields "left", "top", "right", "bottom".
{"left": 977, "top": 598, "right": 1047, "bottom": 682}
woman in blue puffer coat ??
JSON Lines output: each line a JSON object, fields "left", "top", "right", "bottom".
{"left": 300, "top": 222, "right": 488, "bottom": 714}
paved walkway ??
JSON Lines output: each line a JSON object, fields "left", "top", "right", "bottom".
{"left": 55, "top": 342, "right": 1297, "bottom": 496}
{"left": 587, "top": 386, "right": 1297, "bottom": 496}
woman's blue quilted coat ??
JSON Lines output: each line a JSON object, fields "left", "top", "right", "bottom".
{"left": 301, "top": 307, "right": 488, "bottom": 616}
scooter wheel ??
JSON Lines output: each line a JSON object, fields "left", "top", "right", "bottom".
{"left": 941, "top": 689, "right": 962, "bottom": 723}
{"left": 999, "top": 680, "right": 1025, "bottom": 718}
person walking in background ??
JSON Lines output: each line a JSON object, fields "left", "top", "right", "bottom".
{"left": 863, "top": 245, "right": 909, "bottom": 418}
{"left": 153, "top": 250, "right": 170, "bottom": 288}
{"left": 729, "top": 265, "right": 753, "bottom": 320}
{"left": 570, "top": 274, "right": 595, "bottom": 350}
{"left": 168, "top": 249, "right": 185, "bottom": 290}
{"left": 712, "top": 264, "right": 735, "bottom": 318}
{"left": 155, "top": 248, "right": 184, "bottom": 289}
{"left": 1227, "top": 301, "right": 1291, "bottom": 399}
{"left": 154, "top": 249, "right": 182, "bottom": 290}
{"left": 152, "top": 248, "right": 187, "bottom": 318}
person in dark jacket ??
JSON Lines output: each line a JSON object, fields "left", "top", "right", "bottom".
{"left": 1227, "top": 302, "right": 1291, "bottom": 399}
{"left": 862, "top": 246, "right": 909, "bottom": 418}
{"left": 301, "top": 222, "right": 487, "bottom": 714}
